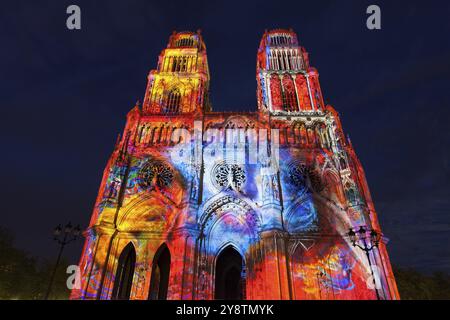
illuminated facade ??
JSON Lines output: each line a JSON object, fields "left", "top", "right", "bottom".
{"left": 71, "top": 29, "right": 399, "bottom": 300}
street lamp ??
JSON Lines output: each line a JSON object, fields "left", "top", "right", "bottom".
{"left": 347, "top": 226, "right": 382, "bottom": 300}
{"left": 44, "top": 222, "right": 81, "bottom": 300}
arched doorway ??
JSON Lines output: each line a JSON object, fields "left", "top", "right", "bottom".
{"left": 148, "top": 244, "right": 171, "bottom": 300}
{"left": 111, "top": 242, "right": 136, "bottom": 300}
{"left": 215, "top": 246, "right": 245, "bottom": 300}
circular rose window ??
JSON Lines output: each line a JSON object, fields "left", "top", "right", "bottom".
{"left": 138, "top": 159, "right": 174, "bottom": 190}
{"left": 212, "top": 162, "right": 246, "bottom": 191}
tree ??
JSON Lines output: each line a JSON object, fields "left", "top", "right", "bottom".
{"left": 393, "top": 266, "right": 450, "bottom": 300}
{"left": 0, "top": 226, "right": 70, "bottom": 299}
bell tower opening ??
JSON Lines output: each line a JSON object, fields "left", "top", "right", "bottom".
{"left": 214, "top": 246, "right": 245, "bottom": 300}
{"left": 148, "top": 244, "right": 171, "bottom": 300}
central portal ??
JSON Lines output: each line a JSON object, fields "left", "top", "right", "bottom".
{"left": 214, "top": 246, "right": 245, "bottom": 300}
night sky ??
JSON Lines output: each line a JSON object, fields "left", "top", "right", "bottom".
{"left": 1, "top": 1, "right": 449, "bottom": 273}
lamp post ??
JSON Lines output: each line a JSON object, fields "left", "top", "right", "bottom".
{"left": 44, "top": 222, "right": 81, "bottom": 300}
{"left": 347, "top": 226, "right": 382, "bottom": 300}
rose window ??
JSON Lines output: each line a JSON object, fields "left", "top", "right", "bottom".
{"left": 212, "top": 162, "right": 246, "bottom": 191}
{"left": 138, "top": 160, "right": 173, "bottom": 190}
{"left": 289, "top": 164, "right": 323, "bottom": 193}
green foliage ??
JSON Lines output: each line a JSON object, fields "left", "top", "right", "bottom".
{"left": 0, "top": 226, "right": 71, "bottom": 300}
{"left": 393, "top": 266, "right": 450, "bottom": 300}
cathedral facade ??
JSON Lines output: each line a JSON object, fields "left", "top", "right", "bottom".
{"left": 71, "top": 29, "right": 399, "bottom": 300}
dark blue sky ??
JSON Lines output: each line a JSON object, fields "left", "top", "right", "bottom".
{"left": 1, "top": 1, "right": 449, "bottom": 273}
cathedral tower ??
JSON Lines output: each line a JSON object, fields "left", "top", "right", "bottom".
{"left": 256, "top": 29, "right": 324, "bottom": 113}
{"left": 142, "top": 30, "right": 210, "bottom": 114}
{"left": 72, "top": 29, "right": 399, "bottom": 300}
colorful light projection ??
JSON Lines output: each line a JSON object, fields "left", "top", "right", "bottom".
{"left": 290, "top": 241, "right": 380, "bottom": 300}
{"left": 71, "top": 29, "right": 399, "bottom": 300}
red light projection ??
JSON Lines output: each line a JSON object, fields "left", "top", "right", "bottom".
{"left": 71, "top": 29, "right": 399, "bottom": 300}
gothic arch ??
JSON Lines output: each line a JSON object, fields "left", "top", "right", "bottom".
{"left": 111, "top": 242, "right": 136, "bottom": 300}
{"left": 223, "top": 116, "right": 248, "bottom": 129}
{"left": 206, "top": 211, "right": 257, "bottom": 253}
{"left": 281, "top": 74, "right": 298, "bottom": 111}
{"left": 284, "top": 193, "right": 319, "bottom": 233}
{"left": 117, "top": 156, "right": 184, "bottom": 233}
{"left": 270, "top": 74, "right": 283, "bottom": 110}
{"left": 199, "top": 194, "right": 262, "bottom": 232}
{"left": 322, "top": 168, "right": 346, "bottom": 205}
{"left": 165, "top": 88, "right": 181, "bottom": 113}
{"left": 288, "top": 238, "right": 316, "bottom": 257}
{"left": 290, "top": 240, "right": 322, "bottom": 300}
{"left": 148, "top": 243, "right": 171, "bottom": 300}
{"left": 214, "top": 244, "right": 246, "bottom": 300}
{"left": 214, "top": 241, "right": 246, "bottom": 262}
{"left": 291, "top": 121, "right": 307, "bottom": 145}
{"left": 198, "top": 194, "right": 262, "bottom": 262}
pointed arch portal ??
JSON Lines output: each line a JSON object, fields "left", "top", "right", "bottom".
{"left": 111, "top": 242, "right": 136, "bottom": 300}
{"left": 214, "top": 246, "right": 245, "bottom": 300}
{"left": 148, "top": 244, "right": 171, "bottom": 300}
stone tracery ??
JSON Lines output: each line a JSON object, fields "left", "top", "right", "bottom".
{"left": 289, "top": 162, "right": 324, "bottom": 193}
{"left": 138, "top": 159, "right": 174, "bottom": 190}
{"left": 211, "top": 161, "right": 246, "bottom": 191}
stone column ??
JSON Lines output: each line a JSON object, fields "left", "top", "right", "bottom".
{"left": 304, "top": 73, "right": 316, "bottom": 111}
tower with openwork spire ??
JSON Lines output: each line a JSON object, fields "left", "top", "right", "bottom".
{"left": 72, "top": 29, "right": 399, "bottom": 300}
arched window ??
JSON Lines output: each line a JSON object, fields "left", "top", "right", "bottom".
{"left": 270, "top": 74, "right": 283, "bottom": 110}
{"left": 165, "top": 89, "right": 181, "bottom": 114}
{"left": 282, "top": 75, "right": 298, "bottom": 112}
{"left": 148, "top": 244, "right": 171, "bottom": 300}
{"left": 111, "top": 242, "right": 136, "bottom": 300}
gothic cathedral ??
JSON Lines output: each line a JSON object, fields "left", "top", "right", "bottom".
{"left": 71, "top": 29, "right": 399, "bottom": 300}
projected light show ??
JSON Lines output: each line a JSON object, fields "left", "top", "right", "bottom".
{"left": 71, "top": 29, "right": 399, "bottom": 300}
